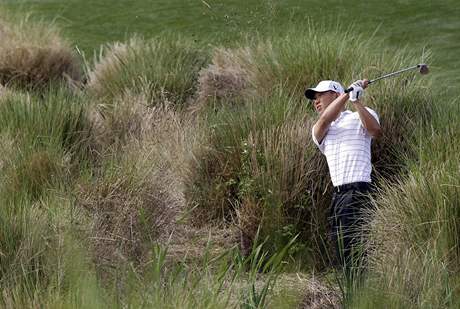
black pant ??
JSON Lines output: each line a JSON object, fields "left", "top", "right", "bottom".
{"left": 329, "top": 182, "right": 373, "bottom": 273}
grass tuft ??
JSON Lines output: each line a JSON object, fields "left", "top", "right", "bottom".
{"left": 0, "top": 12, "right": 82, "bottom": 90}
{"left": 87, "top": 35, "right": 209, "bottom": 106}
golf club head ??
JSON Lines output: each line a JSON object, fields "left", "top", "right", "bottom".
{"left": 418, "top": 63, "right": 429, "bottom": 75}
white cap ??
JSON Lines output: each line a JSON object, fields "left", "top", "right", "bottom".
{"left": 304, "top": 80, "right": 344, "bottom": 100}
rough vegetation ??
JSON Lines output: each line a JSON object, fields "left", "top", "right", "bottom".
{"left": 0, "top": 7, "right": 458, "bottom": 309}
{"left": 0, "top": 12, "right": 82, "bottom": 90}
{"left": 87, "top": 36, "right": 209, "bottom": 106}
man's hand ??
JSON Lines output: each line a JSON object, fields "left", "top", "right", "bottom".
{"left": 362, "top": 79, "right": 369, "bottom": 89}
{"left": 348, "top": 78, "right": 381, "bottom": 137}
{"left": 349, "top": 85, "right": 363, "bottom": 102}
{"left": 348, "top": 79, "right": 369, "bottom": 102}
{"left": 348, "top": 79, "right": 369, "bottom": 89}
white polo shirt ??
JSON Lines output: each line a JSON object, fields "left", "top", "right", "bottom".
{"left": 312, "top": 108, "right": 379, "bottom": 187}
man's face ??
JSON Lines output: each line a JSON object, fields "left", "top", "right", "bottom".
{"left": 313, "top": 91, "right": 338, "bottom": 114}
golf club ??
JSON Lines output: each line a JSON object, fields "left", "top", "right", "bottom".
{"left": 344, "top": 63, "right": 429, "bottom": 93}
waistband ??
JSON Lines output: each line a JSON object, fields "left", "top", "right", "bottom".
{"left": 333, "top": 182, "right": 371, "bottom": 193}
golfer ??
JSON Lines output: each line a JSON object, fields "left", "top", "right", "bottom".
{"left": 305, "top": 79, "right": 381, "bottom": 272}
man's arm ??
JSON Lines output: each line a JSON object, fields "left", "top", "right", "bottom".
{"left": 351, "top": 79, "right": 381, "bottom": 138}
{"left": 353, "top": 101, "right": 381, "bottom": 137}
{"left": 313, "top": 93, "right": 349, "bottom": 143}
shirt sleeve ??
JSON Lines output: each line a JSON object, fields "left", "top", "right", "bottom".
{"left": 311, "top": 124, "right": 325, "bottom": 153}
{"left": 365, "top": 107, "right": 380, "bottom": 124}
{"left": 359, "top": 107, "right": 380, "bottom": 138}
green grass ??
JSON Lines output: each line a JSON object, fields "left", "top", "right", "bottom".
{"left": 87, "top": 34, "right": 209, "bottom": 105}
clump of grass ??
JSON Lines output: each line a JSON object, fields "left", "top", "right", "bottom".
{"left": 0, "top": 188, "right": 95, "bottom": 302}
{"left": 196, "top": 47, "right": 252, "bottom": 105}
{"left": 368, "top": 173, "right": 459, "bottom": 306}
{"left": 0, "top": 197, "right": 51, "bottom": 289}
{"left": 87, "top": 35, "right": 209, "bottom": 106}
{"left": 0, "top": 89, "right": 93, "bottom": 201}
{"left": 77, "top": 136, "right": 185, "bottom": 280}
{"left": 365, "top": 66, "right": 435, "bottom": 182}
{"left": 87, "top": 91, "right": 156, "bottom": 150}
{"left": 88, "top": 91, "right": 177, "bottom": 152}
{"left": 0, "top": 12, "right": 82, "bottom": 90}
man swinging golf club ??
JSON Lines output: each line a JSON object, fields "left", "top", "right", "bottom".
{"left": 305, "top": 79, "right": 381, "bottom": 274}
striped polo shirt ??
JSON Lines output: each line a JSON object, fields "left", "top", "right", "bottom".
{"left": 312, "top": 108, "right": 379, "bottom": 187}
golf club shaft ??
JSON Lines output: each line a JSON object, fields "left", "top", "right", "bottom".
{"left": 344, "top": 64, "right": 425, "bottom": 93}
{"left": 369, "top": 65, "right": 419, "bottom": 84}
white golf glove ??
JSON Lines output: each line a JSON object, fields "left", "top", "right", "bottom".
{"left": 348, "top": 80, "right": 364, "bottom": 102}
{"left": 350, "top": 80, "right": 364, "bottom": 88}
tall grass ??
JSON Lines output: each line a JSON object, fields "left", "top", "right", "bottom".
{"left": 87, "top": 35, "right": 209, "bottom": 106}
{"left": 76, "top": 137, "right": 184, "bottom": 280}
{"left": 186, "top": 90, "right": 331, "bottom": 264}
{"left": 346, "top": 100, "right": 460, "bottom": 308}
{"left": 197, "top": 26, "right": 390, "bottom": 105}
{"left": 0, "top": 8, "right": 457, "bottom": 308}
{"left": 0, "top": 11, "right": 82, "bottom": 90}
{"left": 187, "top": 28, "right": 435, "bottom": 270}
{"left": 0, "top": 89, "right": 91, "bottom": 202}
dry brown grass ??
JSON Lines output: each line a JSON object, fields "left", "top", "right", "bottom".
{"left": 0, "top": 13, "right": 82, "bottom": 90}
{"left": 87, "top": 90, "right": 207, "bottom": 167}
{"left": 196, "top": 47, "right": 253, "bottom": 105}
{"left": 79, "top": 101, "right": 213, "bottom": 276}
{"left": 77, "top": 145, "right": 183, "bottom": 278}
{"left": 297, "top": 276, "right": 341, "bottom": 309}
{"left": 195, "top": 44, "right": 281, "bottom": 109}
{"left": 87, "top": 91, "right": 158, "bottom": 150}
